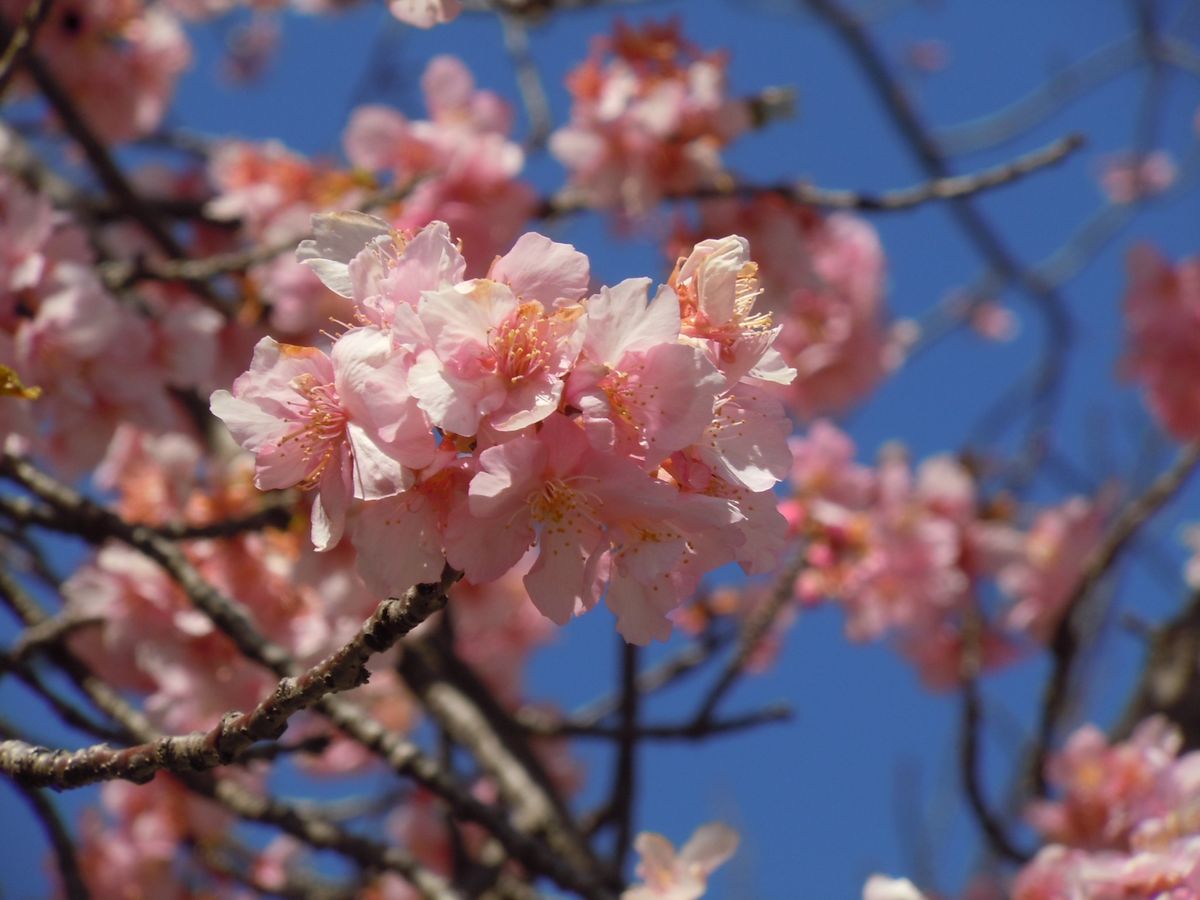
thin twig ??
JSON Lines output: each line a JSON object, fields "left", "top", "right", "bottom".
{"left": 0, "top": 0, "right": 55, "bottom": 100}
{"left": 9, "top": 612, "right": 100, "bottom": 662}
{"left": 1027, "top": 442, "right": 1200, "bottom": 796}
{"left": 397, "top": 639, "right": 614, "bottom": 898}
{"left": 692, "top": 553, "right": 805, "bottom": 724}
{"left": 100, "top": 179, "right": 420, "bottom": 291}
{"left": 516, "top": 703, "right": 792, "bottom": 741}
{"left": 608, "top": 642, "right": 639, "bottom": 873}
{"left": 958, "top": 608, "right": 1032, "bottom": 863}
{"left": 565, "top": 629, "right": 729, "bottom": 728}
{"left": 539, "top": 133, "right": 1086, "bottom": 217}
{"left": 3, "top": 770, "right": 88, "bottom": 899}
{"left": 500, "top": 13, "right": 552, "bottom": 150}
{"left": 936, "top": 37, "right": 1141, "bottom": 155}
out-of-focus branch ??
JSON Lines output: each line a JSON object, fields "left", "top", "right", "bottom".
{"left": 0, "top": 452, "right": 297, "bottom": 674}
{"left": 517, "top": 703, "right": 792, "bottom": 741}
{"left": 607, "top": 642, "right": 640, "bottom": 871}
{"left": 187, "top": 773, "right": 460, "bottom": 900}
{"left": 100, "top": 179, "right": 420, "bottom": 291}
{"left": 564, "top": 629, "right": 729, "bottom": 727}
{"left": 191, "top": 836, "right": 350, "bottom": 900}
{"left": 499, "top": 13, "right": 552, "bottom": 150}
{"left": 8, "top": 611, "right": 99, "bottom": 662}
{"left": 1, "top": 755, "right": 87, "bottom": 900}
{"left": 0, "top": 567, "right": 457, "bottom": 790}
{"left": 397, "top": 639, "right": 614, "bottom": 898}
{"left": 152, "top": 497, "right": 297, "bottom": 541}
{"left": 1027, "top": 442, "right": 1200, "bottom": 796}
{"left": 0, "top": 0, "right": 55, "bottom": 100}
{"left": 803, "top": 0, "right": 1074, "bottom": 481}
{"left": 958, "top": 608, "right": 1032, "bottom": 864}
{"left": 692, "top": 553, "right": 805, "bottom": 724}
{"left": 1114, "top": 589, "right": 1200, "bottom": 746}
{"left": 0, "top": 648, "right": 125, "bottom": 742}
{"left": 936, "top": 37, "right": 1142, "bottom": 155}
{"left": 6, "top": 28, "right": 207, "bottom": 286}
{"left": 539, "top": 133, "right": 1086, "bottom": 217}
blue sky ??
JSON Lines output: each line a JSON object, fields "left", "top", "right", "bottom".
{"left": 3, "top": 1, "right": 1200, "bottom": 896}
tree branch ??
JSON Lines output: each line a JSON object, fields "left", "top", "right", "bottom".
{"left": 1027, "top": 442, "right": 1200, "bottom": 795}
{"left": 0, "top": 567, "right": 457, "bottom": 790}
{"left": 0, "top": 0, "right": 55, "bottom": 100}
{"left": 539, "top": 133, "right": 1086, "bottom": 217}
{"left": 2, "top": 767, "right": 87, "bottom": 899}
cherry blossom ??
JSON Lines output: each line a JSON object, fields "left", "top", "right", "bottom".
{"left": 622, "top": 822, "right": 739, "bottom": 900}
{"left": 671, "top": 195, "right": 898, "bottom": 418}
{"left": 389, "top": 0, "right": 462, "bottom": 28}
{"left": 0, "top": 0, "right": 192, "bottom": 143}
{"left": 551, "top": 20, "right": 751, "bottom": 214}
{"left": 1121, "top": 244, "right": 1200, "bottom": 441}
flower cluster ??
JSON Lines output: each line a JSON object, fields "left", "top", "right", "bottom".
{"left": 783, "top": 421, "right": 1107, "bottom": 686}
{"left": 550, "top": 20, "right": 752, "bottom": 215}
{"left": 212, "top": 215, "right": 795, "bottom": 643}
{"left": 76, "top": 777, "right": 234, "bottom": 897}
{"left": 671, "top": 194, "right": 900, "bottom": 419}
{"left": 0, "top": 173, "right": 222, "bottom": 473}
{"left": 1014, "top": 717, "right": 1200, "bottom": 898}
{"left": 206, "top": 56, "right": 533, "bottom": 338}
{"left": 0, "top": 0, "right": 191, "bottom": 143}
{"left": 1121, "top": 244, "right": 1200, "bottom": 442}
{"left": 343, "top": 55, "right": 536, "bottom": 271}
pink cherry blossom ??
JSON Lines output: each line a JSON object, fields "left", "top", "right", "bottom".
{"left": 551, "top": 20, "right": 751, "bottom": 215}
{"left": 1098, "top": 150, "right": 1177, "bottom": 204}
{"left": 863, "top": 875, "right": 930, "bottom": 900}
{"left": 672, "top": 197, "right": 897, "bottom": 418}
{"left": 998, "top": 495, "right": 1109, "bottom": 644}
{"left": 670, "top": 234, "right": 795, "bottom": 386}
{"left": 342, "top": 57, "right": 534, "bottom": 271}
{"left": 1, "top": 0, "right": 192, "bottom": 143}
{"left": 210, "top": 331, "right": 431, "bottom": 549}
{"left": 14, "top": 265, "right": 179, "bottom": 473}
{"left": 406, "top": 277, "right": 586, "bottom": 436}
{"left": 389, "top": 0, "right": 462, "bottom": 29}
{"left": 1027, "top": 716, "right": 1190, "bottom": 851}
{"left": 566, "top": 277, "right": 724, "bottom": 469}
{"left": 456, "top": 413, "right": 737, "bottom": 643}
{"left": 622, "top": 821, "right": 739, "bottom": 900}
{"left": 1120, "top": 244, "right": 1200, "bottom": 441}
{"left": 77, "top": 778, "right": 232, "bottom": 898}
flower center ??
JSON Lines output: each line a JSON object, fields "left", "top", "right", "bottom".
{"left": 528, "top": 477, "right": 601, "bottom": 528}
{"left": 285, "top": 373, "right": 348, "bottom": 489}
{"left": 492, "top": 303, "right": 550, "bottom": 383}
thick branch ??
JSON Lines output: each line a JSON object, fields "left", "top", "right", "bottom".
{"left": 0, "top": 568, "right": 459, "bottom": 900}
{"left": 0, "top": 568, "right": 456, "bottom": 790}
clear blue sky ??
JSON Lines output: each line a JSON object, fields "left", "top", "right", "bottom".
{"left": 3, "top": 1, "right": 1200, "bottom": 896}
